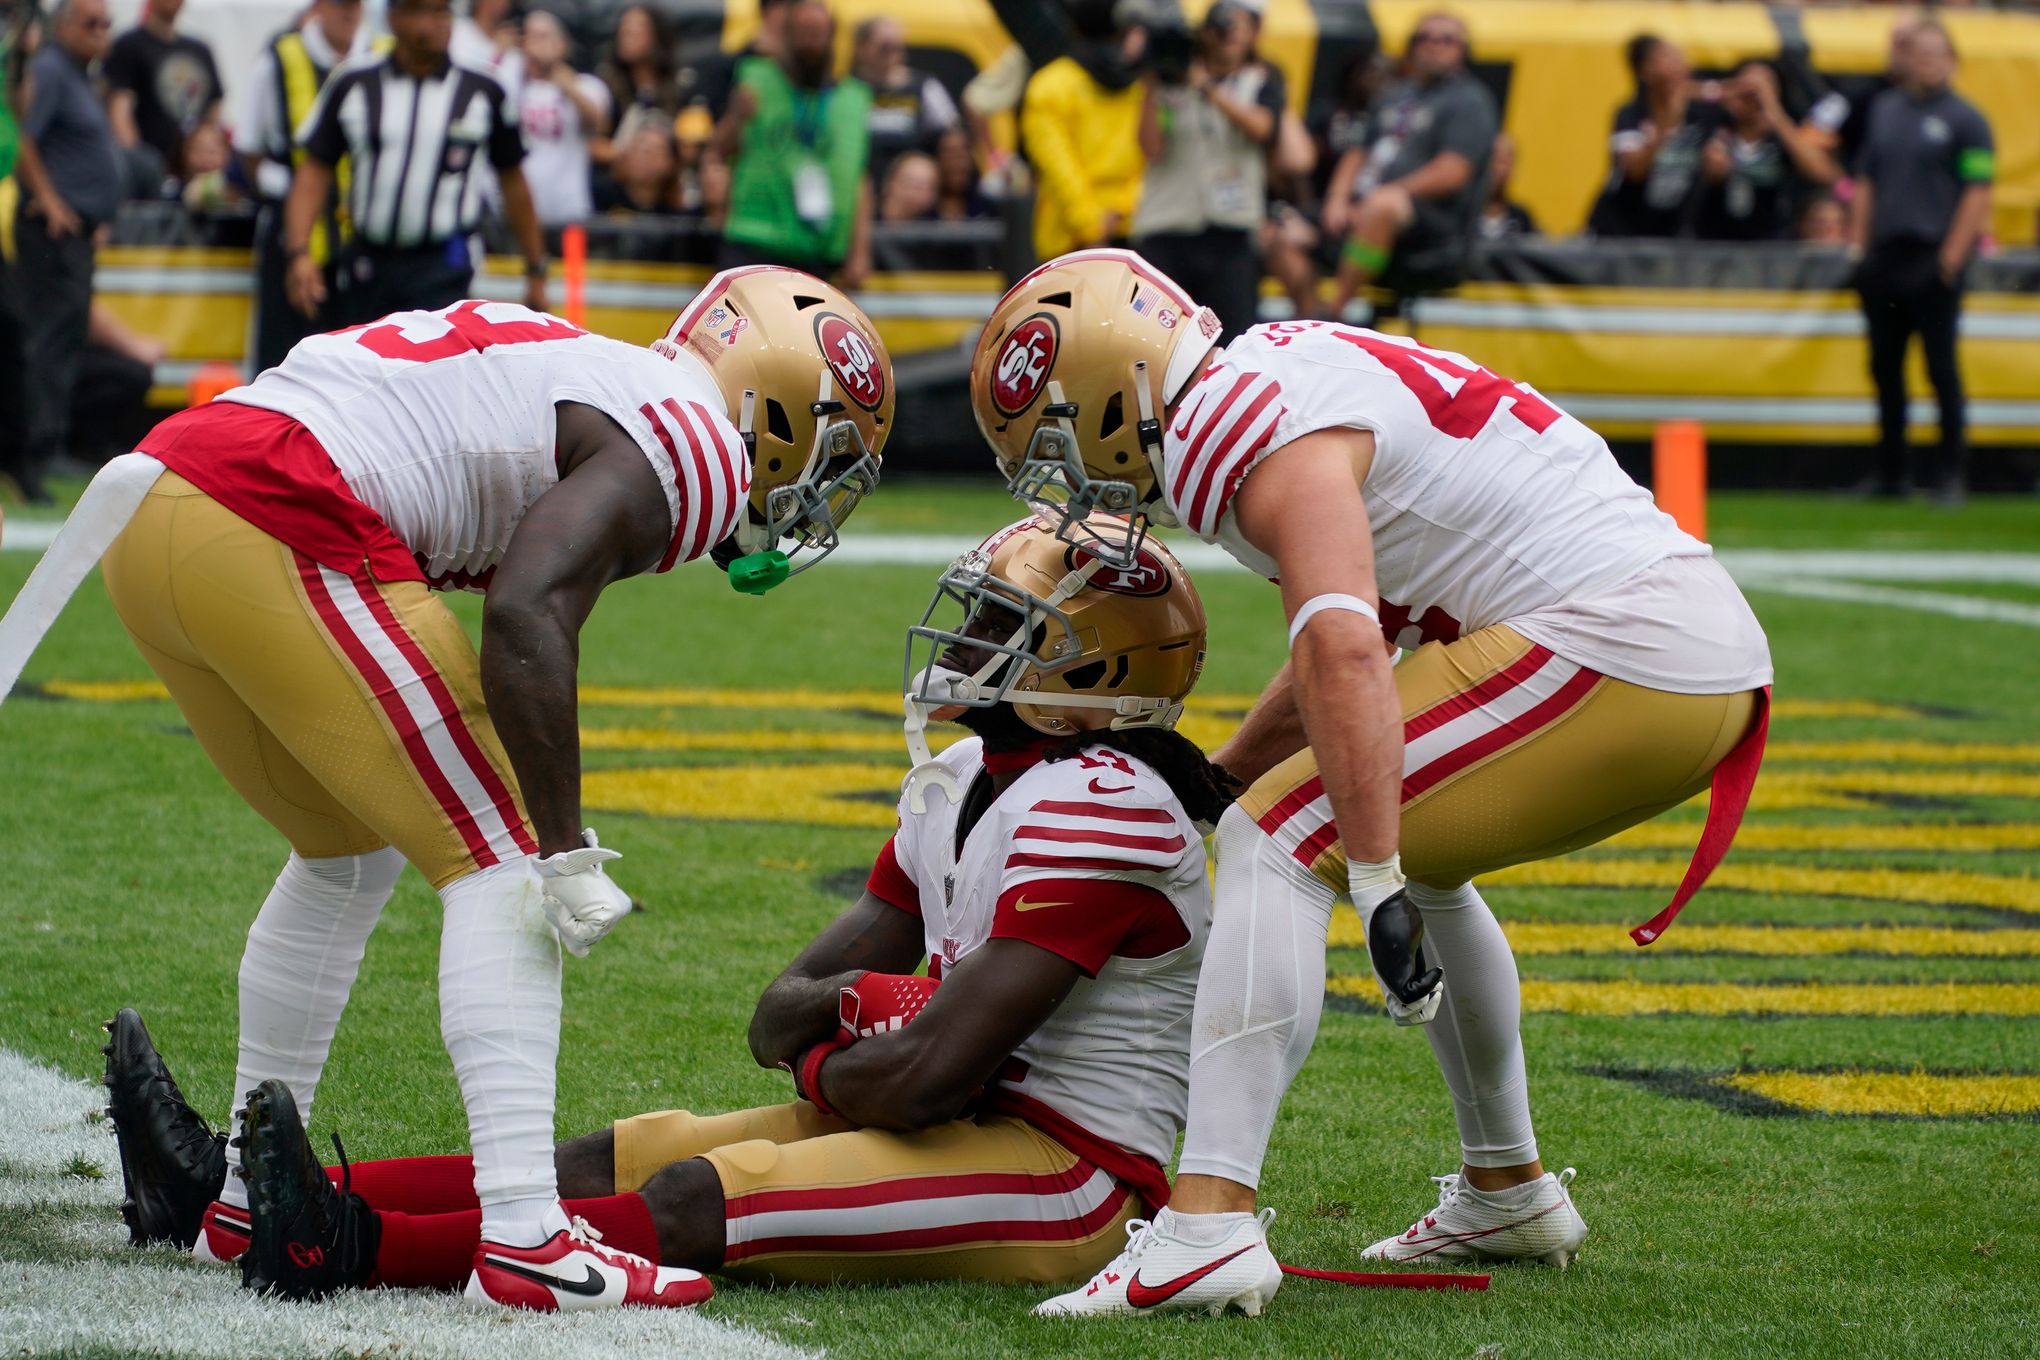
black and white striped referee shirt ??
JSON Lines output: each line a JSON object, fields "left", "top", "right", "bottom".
{"left": 296, "top": 53, "right": 523, "bottom": 249}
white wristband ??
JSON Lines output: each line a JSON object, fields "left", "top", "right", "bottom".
{"left": 1288, "top": 593, "right": 1380, "bottom": 649}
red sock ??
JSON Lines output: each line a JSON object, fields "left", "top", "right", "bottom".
{"left": 563, "top": 1193, "right": 662, "bottom": 1261}
{"left": 369, "top": 1208, "right": 482, "bottom": 1290}
{"left": 324, "top": 1155, "right": 479, "bottom": 1214}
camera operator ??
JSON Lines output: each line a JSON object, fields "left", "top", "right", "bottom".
{"left": 1129, "top": 0, "right": 1284, "bottom": 340}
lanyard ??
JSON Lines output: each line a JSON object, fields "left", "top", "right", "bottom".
{"left": 792, "top": 87, "right": 825, "bottom": 150}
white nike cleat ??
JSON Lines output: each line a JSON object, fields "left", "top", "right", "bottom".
{"left": 1362, "top": 1167, "right": 1587, "bottom": 1266}
{"left": 465, "top": 1216, "right": 713, "bottom": 1312}
{"left": 1034, "top": 1207, "right": 1283, "bottom": 1318}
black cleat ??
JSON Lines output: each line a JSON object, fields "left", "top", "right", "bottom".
{"left": 239, "top": 1079, "right": 379, "bottom": 1300}
{"left": 102, "top": 1008, "right": 227, "bottom": 1249}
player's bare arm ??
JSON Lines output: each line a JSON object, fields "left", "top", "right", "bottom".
{"left": 748, "top": 890, "right": 927, "bottom": 1070}
{"left": 1229, "top": 428, "right": 1400, "bottom": 864}
{"left": 479, "top": 403, "right": 674, "bottom": 855}
{"left": 811, "top": 940, "right": 1083, "bottom": 1131}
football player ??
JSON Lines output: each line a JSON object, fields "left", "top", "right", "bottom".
{"left": 970, "top": 250, "right": 1773, "bottom": 1316}
{"left": 5, "top": 267, "right": 892, "bottom": 1311}
{"left": 106, "top": 519, "right": 1262, "bottom": 1310}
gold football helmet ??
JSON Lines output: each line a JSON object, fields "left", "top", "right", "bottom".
{"left": 654, "top": 265, "right": 893, "bottom": 588}
{"left": 969, "top": 248, "right": 1221, "bottom": 566}
{"left": 905, "top": 512, "right": 1206, "bottom": 743}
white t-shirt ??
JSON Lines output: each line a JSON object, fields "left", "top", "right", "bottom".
{"left": 877, "top": 737, "right": 1209, "bottom": 1182}
{"left": 519, "top": 70, "right": 611, "bottom": 227}
{"left": 1158, "top": 320, "right": 1772, "bottom": 693}
{"left": 220, "top": 300, "right": 747, "bottom": 585}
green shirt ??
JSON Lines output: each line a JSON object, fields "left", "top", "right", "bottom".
{"left": 0, "top": 40, "right": 18, "bottom": 184}
{"left": 723, "top": 58, "right": 871, "bottom": 266}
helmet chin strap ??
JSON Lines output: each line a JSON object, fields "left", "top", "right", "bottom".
{"left": 901, "top": 552, "right": 1108, "bottom": 811}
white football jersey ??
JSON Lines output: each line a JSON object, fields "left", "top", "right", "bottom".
{"left": 222, "top": 301, "right": 748, "bottom": 586}
{"left": 887, "top": 737, "right": 1209, "bottom": 1176}
{"left": 1159, "top": 321, "right": 1770, "bottom": 692}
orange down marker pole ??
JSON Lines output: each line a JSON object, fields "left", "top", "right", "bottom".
{"left": 186, "top": 362, "right": 244, "bottom": 407}
{"left": 562, "top": 224, "right": 587, "bottom": 327}
{"left": 1653, "top": 420, "right": 1708, "bottom": 541}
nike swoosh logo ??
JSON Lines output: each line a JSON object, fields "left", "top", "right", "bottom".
{"left": 1088, "top": 779, "right": 1135, "bottom": 795}
{"left": 1125, "top": 1246, "right": 1256, "bottom": 1308}
{"left": 1012, "top": 897, "right": 1075, "bottom": 912}
{"left": 483, "top": 1256, "right": 611, "bottom": 1298}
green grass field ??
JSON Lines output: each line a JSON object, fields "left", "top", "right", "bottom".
{"left": 3, "top": 488, "right": 2037, "bottom": 1358}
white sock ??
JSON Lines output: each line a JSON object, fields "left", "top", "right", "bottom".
{"left": 436, "top": 857, "right": 564, "bottom": 1244}
{"left": 1469, "top": 1177, "right": 1544, "bottom": 1204}
{"left": 1178, "top": 805, "right": 1336, "bottom": 1188}
{"left": 1407, "top": 881, "right": 1540, "bottom": 1170}
{"left": 222, "top": 848, "right": 405, "bottom": 1210}
{"left": 484, "top": 1198, "right": 571, "bottom": 1248}
{"left": 1156, "top": 1206, "right": 1256, "bottom": 1246}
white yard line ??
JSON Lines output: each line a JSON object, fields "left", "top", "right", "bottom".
{"left": 1731, "top": 574, "right": 2040, "bottom": 628}
{"left": 0, "top": 1046, "right": 818, "bottom": 1360}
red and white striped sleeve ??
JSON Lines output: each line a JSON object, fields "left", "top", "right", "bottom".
{"left": 635, "top": 397, "right": 752, "bottom": 572}
{"left": 1160, "top": 364, "right": 1288, "bottom": 541}
{"left": 1001, "top": 797, "right": 1193, "bottom": 879}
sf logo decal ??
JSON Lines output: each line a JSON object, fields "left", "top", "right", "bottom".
{"left": 990, "top": 314, "right": 1059, "bottom": 418}
{"left": 815, "top": 314, "right": 887, "bottom": 411}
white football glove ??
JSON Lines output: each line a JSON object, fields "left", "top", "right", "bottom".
{"left": 535, "top": 828, "right": 632, "bottom": 957}
{"left": 1351, "top": 854, "right": 1443, "bottom": 1027}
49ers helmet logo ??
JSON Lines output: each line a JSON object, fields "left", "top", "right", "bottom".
{"left": 991, "top": 314, "right": 1059, "bottom": 418}
{"left": 1066, "top": 543, "right": 1173, "bottom": 598}
{"left": 816, "top": 313, "right": 886, "bottom": 412}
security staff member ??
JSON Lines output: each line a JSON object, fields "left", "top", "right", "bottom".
{"left": 237, "top": 0, "right": 384, "bottom": 371}
{"left": 283, "top": 0, "right": 547, "bottom": 327}
{"left": 1851, "top": 19, "right": 1993, "bottom": 505}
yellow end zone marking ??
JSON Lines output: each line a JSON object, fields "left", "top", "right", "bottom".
{"left": 583, "top": 762, "right": 901, "bottom": 830}
{"left": 1720, "top": 1070, "right": 2040, "bottom": 1117}
{"left": 1767, "top": 741, "right": 2040, "bottom": 765}
{"left": 1605, "top": 821, "right": 2040, "bottom": 853}
{"left": 37, "top": 679, "right": 172, "bottom": 702}
{"left": 1327, "top": 976, "right": 2040, "bottom": 1017}
{"left": 1325, "top": 918, "right": 2040, "bottom": 957}
{"left": 582, "top": 727, "right": 961, "bottom": 755}
{"left": 1490, "top": 859, "right": 2040, "bottom": 913}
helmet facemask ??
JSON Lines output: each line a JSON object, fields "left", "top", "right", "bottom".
{"left": 720, "top": 371, "right": 883, "bottom": 589}
{"left": 899, "top": 540, "right": 1184, "bottom": 811}
{"left": 1007, "top": 373, "right": 1175, "bottom": 570}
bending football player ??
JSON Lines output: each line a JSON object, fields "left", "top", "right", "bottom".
{"left": 6, "top": 268, "right": 892, "bottom": 1311}
{"left": 971, "top": 250, "right": 1773, "bottom": 1316}
{"left": 106, "top": 519, "right": 1263, "bottom": 1311}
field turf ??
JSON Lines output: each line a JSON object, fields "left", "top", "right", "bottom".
{"left": 2, "top": 487, "right": 2037, "bottom": 1358}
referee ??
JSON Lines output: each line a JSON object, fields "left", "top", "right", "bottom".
{"left": 283, "top": 0, "right": 547, "bottom": 327}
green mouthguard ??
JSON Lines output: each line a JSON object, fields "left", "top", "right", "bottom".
{"left": 727, "top": 549, "right": 792, "bottom": 595}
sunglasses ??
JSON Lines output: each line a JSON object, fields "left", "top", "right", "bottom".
{"left": 1414, "top": 31, "right": 1463, "bottom": 46}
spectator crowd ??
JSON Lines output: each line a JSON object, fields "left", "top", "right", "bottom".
{"left": 0, "top": 0, "right": 2007, "bottom": 505}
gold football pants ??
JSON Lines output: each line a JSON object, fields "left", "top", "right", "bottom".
{"left": 100, "top": 473, "right": 534, "bottom": 887}
{"left": 1242, "top": 624, "right": 1761, "bottom": 890}
{"left": 612, "top": 1102, "right": 1143, "bottom": 1285}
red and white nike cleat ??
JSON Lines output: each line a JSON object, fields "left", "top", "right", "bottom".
{"left": 465, "top": 1216, "right": 713, "bottom": 1313}
{"left": 1361, "top": 1167, "right": 1587, "bottom": 1266}
{"left": 1034, "top": 1208, "right": 1282, "bottom": 1318}
{"left": 191, "top": 1200, "right": 251, "bottom": 1264}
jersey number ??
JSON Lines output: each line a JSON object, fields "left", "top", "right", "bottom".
{"left": 1330, "top": 330, "right": 1560, "bottom": 441}
{"left": 350, "top": 300, "right": 587, "bottom": 363}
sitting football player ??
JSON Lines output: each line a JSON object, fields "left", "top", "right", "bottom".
{"left": 105, "top": 517, "right": 1265, "bottom": 1312}
{"left": 11, "top": 268, "right": 892, "bottom": 1313}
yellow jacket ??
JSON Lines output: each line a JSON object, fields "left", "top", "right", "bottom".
{"left": 1021, "top": 57, "right": 1145, "bottom": 259}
